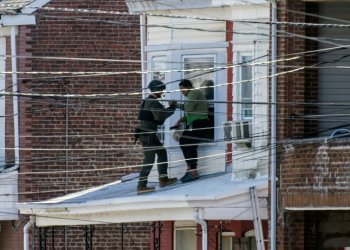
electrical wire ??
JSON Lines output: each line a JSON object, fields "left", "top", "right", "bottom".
{"left": 0, "top": 0, "right": 348, "bottom": 209}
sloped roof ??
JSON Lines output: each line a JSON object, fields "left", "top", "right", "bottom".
{"left": 18, "top": 172, "right": 268, "bottom": 227}
{"left": 0, "top": 0, "right": 33, "bottom": 14}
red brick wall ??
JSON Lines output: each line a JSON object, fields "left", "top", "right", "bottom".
{"left": 0, "top": 221, "right": 23, "bottom": 250}
{"left": 276, "top": 1, "right": 318, "bottom": 140}
{"left": 1, "top": 0, "right": 153, "bottom": 249}
{"left": 280, "top": 140, "right": 350, "bottom": 208}
{"left": 276, "top": 1, "right": 320, "bottom": 249}
{"left": 277, "top": 140, "right": 350, "bottom": 249}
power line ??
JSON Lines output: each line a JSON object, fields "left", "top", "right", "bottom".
{"left": 25, "top": 6, "right": 350, "bottom": 28}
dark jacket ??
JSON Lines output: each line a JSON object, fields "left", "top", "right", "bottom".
{"left": 135, "top": 95, "right": 175, "bottom": 144}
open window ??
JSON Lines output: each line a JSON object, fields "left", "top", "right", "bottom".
{"left": 183, "top": 55, "right": 215, "bottom": 140}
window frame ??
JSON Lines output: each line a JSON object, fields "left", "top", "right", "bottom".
{"left": 182, "top": 54, "right": 217, "bottom": 141}
{"left": 174, "top": 226, "right": 197, "bottom": 250}
{"left": 146, "top": 45, "right": 227, "bottom": 145}
{"left": 235, "top": 52, "right": 254, "bottom": 121}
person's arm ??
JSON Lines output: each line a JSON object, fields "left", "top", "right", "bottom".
{"left": 176, "top": 103, "right": 184, "bottom": 110}
{"left": 152, "top": 100, "right": 175, "bottom": 125}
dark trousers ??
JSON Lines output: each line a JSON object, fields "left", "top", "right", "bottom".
{"left": 138, "top": 136, "right": 168, "bottom": 188}
{"left": 179, "top": 119, "right": 211, "bottom": 169}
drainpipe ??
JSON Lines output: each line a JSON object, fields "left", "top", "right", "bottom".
{"left": 4, "top": 25, "right": 19, "bottom": 173}
{"left": 24, "top": 216, "right": 35, "bottom": 250}
{"left": 140, "top": 14, "right": 147, "bottom": 92}
{"left": 269, "top": 1, "right": 277, "bottom": 250}
{"left": 193, "top": 208, "right": 207, "bottom": 250}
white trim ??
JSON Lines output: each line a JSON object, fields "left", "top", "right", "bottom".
{"left": 286, "top": 207, "right": 350, "bottom": 211}
{"left": 18, "top": 176, "right": 268, "bottom": 226}
{"left": 0, "top": 15, "right": 35, "bottom": 26}
{"left": 222, "top": 232, "right": 235, "bottom": 237}
{"left": 234, "top": 51, "right": 254, "bottom": 121}
{"left": 0, "top": 37, "right": 5, "bottom": 169}
{"left": 126, "top": 0, "right": 212, "bottom": 12}
{"left": 21, "top": 0, "right": 52, "bottom": 14}
{"left": 145, "top": 42, "right": 228, "bottom": 52}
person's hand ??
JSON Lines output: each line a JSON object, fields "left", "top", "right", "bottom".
{"left": 175, "top": 119, "right": 183, "bottom": 127}
{"left": 168, "top": 100, "right": 177, "bottom": 108}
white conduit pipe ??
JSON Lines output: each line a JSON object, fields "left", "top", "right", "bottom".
{"left": 193, "top": 208, "right": 207, "bottom": 250}
{"left": 269, "top": 0, "right": 277, "bottom": 249}
{"left": 24, "top": 217, "right": 35, "bottom": 250}
{"left": 4, "top": 25, "right": 20, "bottom": 174}
{"left": 11, "top": 25, "right": 19, "bottom": 168}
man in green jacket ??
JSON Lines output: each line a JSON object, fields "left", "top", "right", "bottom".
{"left": 174, "top": 79, "right": 211, "bottom": 183}
{"left": 137, "top": 80, "right": 178, "bottom": 194}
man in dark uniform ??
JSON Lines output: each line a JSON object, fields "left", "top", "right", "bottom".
{"left": 137, "top": 80, "right": 178, "bottom": 194}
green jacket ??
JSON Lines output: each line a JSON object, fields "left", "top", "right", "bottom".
{"left": 177, "top": 89, "right": 208, "bottom": 126}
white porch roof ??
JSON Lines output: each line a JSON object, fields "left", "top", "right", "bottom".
{"left": 18, "top": 173, "right": 268, "bottom": 227}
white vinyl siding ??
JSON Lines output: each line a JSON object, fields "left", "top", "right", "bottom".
{"left": 147, "top": 9, "right": 225, "bottom": 45}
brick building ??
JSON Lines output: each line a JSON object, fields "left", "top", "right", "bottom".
{"left": 11, "top": 1, "right": 350, "bottom": 249}
{"left": 17, "top": 1, "right": 272, "bottom": 250}
{"left": 0, "top": 0, "right": 151, "bottom": 249}
{"left": 275, "top": 1, "right": 350, "bottom": 249}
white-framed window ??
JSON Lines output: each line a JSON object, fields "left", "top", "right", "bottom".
{"left": 150, "top": 55, "right": 168, "bottom": 143}
{"left": 145, "top": 45, "right": 227, "bottom": 145}
{"left": 236, "top": 54, "right": 253, "bottom": 120}
{"left": 183, "top": 55, "right": 215, "bottom": 100}
{"left": 221, "top": 236, "right": 257, "bottom": 250}
{"left": 151, "top": 55, "right": 167, "bottom": 82}
{"left": 182, "top": 55, "right": 216, "bottom": 140}
{"left": 174, "top": 227, "right": 197, "bottom": 250}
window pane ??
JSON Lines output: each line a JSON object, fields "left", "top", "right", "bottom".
{"left": 152, "top": 56, "right": 166, "bottom": 81}
{"left": 222, "top": 237, "right": 232, "bottom": 250}
{"left": 183, "top": 56, "right": 215, "bottom": 100}
{"left": 151, "top": 56, "right": 166, "bottom": 141}
{"left": 175, "top": 229, "right": 196, "bottom": 250}
{"left": 183, "top": 56, "right": 215, "bottom": 140}
{"left": 240, "top": 55, "right": 253, "bottom": 119}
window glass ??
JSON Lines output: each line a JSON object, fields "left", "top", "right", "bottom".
{"left": 175, "top": 228, "right": 196, "bottom": 250}
{"left": 151, "top": 56, "right": 166, "bottom": 81}
{"left": 240, "top": 55, "right": 253, "bottom": 119}
{"left": 183, "top": 56, "right": 215, "bottom": 140}
{"left": 151, "top": 56, "right": 167, "bottom": 142}
{"left": 222, "top": 236, "right": 233, "bottom": 249}
{"left": 183, "top": 56, "right": 215, "bottom": 100}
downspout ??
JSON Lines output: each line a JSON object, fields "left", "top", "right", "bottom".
{"left": 193, "top": 208, "right": 207, "bottom": 250}
{"left": 24, "top": 216, "right": 35, "bottom": 250}
{"left": 140, "top": 14, "right": 147, "bottom": 91}
{"left": 4, "top": 25, "right": 19, "bottom": 173}
{"left": 269, "top": 1, "right": 277, "bottom": 250}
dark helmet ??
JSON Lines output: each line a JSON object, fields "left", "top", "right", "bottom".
{"left": 148, "top": 80, "right": 166, "bottom": 92}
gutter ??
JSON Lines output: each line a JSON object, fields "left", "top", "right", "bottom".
{"left": 193, "top": 208, "right": 208, "bottom": 250}
{"left": 24, "top": 216, "right": 35, "bottom": 250}
{"left": 269, "top": 1, "right": 277, "bottom": 250}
